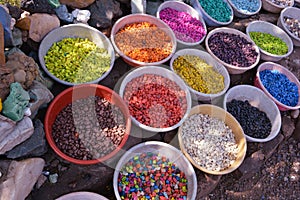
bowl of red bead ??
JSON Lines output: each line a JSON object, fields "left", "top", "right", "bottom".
{"left": 157, "top": 1, "right": 207, "bottom": 47}
{"left": 119, "top": 66, "right": 192, "bottom": 133}
{"left": 113, "top": 141, "right": 197, "bottom": 200}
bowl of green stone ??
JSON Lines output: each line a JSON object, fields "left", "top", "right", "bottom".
{"left": 39, "top": 24, "right": 115, "bottom": 86}
{"left": 246, "top": 21, "right": 293, "bottom": 62}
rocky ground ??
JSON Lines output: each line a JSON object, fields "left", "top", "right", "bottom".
{"left": 0, "top": 0, "right": 300, "bottom": 200}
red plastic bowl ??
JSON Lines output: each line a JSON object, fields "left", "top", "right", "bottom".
{"left": 44, "top": 84, "right": 131, "bottom": 165}
{"left": 254, "top": 62, "right": 300, "bottom": 111}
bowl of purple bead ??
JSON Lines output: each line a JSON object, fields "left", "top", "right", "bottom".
{"left": 113, "top": 141, "right": 197, "bottom": 200}
{"left": 227, "top": 0, "right": 262, "bottom": 18}
{"left": 157, "top": 1, "right": 207, "bottom": 47}
{"left": 254, "top": 62, "right": 300, "bottom": 111}
{"left": 224, "top": 84, "right": 281, "bottom": 142}
{"left": 205, "top": 27, "right": 260, "bottom": 74}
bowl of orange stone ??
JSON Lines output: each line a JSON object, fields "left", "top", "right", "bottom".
{"left": 110, "top": 13, "right": 177, "bottom": 67}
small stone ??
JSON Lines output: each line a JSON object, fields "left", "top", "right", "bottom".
{"left": 35, "top": 174, "right": 48, "bottom": 189}
{"left": 283, "top": 177, "right": 288, "bottom": 181}
{"left": 291, "top": 109, "right": 300, "bottom": 119}
{"left": 72, "top": 9, "right": 91, "bottom": 23}
{"left": 281, "top": 115, "right": 296, "bottom": 139}
{"left": 54, "top": 5, "right": 73, "bottom": 23}
{"left": 49, "top": 173, "right": 58, "bottom": 183}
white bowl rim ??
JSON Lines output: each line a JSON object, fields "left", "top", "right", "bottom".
{"left": 56, "top": 191, "right": 109, "bottom": 200}
{"left": 113, "top": 141, "right": 197, "bottom": 200}
{"left": 279, "top": 7, "right": 300, "bottom": 42}
{"left": 169, "top": 48, "right": 230, "bottom": 98}
{"left": 256, "top": 61, "right": 300, "bottom": 110}
{"left": 119, "top": 66, "right": 192, "bottom": 132}
{"left": 110, "top": 13, "right": 177, "bottom": 66}
{"left": 263, "top": 0, "right": 294, "bottom": 8}
{"left": 246, "top": 20, "right": 294, "bottom": 59}
{"left": 205, "top": 27, "right": 261, "bottom": 70}
{"left": 38, "top": 23, "right": 115, "bottom": 86}
{"left": 223, "top": 84, "right": 282, "bottom": 142}
{"left": 156, "top": 0, "right": 207, "bottom": 46}
{"left": 227, "top": 0, "right": 262, "bottom": 16}
{"left": 193, "top": 0, "right": 234, "bottom": 25}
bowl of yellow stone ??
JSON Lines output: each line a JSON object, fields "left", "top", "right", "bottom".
{"left": 170, "top": 48, "right": 230, "bottom": 102}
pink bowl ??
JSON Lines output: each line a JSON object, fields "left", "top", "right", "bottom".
{"left": 254, "top": 62, "right": 300, "bottom": 111}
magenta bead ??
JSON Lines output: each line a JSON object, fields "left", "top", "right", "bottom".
{"left": 159, "top": 7, "right": 206, "bottom": 43}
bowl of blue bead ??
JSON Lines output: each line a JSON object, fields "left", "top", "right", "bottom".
{"left": 113, "top": 141, "right": 197, "bottom": 200}
{"left": 223, "top": 84, "right": 282, "bottom": 142}
{"left": 227, "top": 0, "right": 262, "bottom": 18}
{"left": 254, "top": 62, "right": 300, "bottom": 111}
{"left": 190, "top": 0, "right": 234, "bottom": 26}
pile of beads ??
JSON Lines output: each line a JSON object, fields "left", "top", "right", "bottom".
{"left": 117, "top": 152, "right": 188, "bottom": 199}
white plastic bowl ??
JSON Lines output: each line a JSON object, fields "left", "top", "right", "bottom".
{"left": 56, "top": 192, "right": 109, "bottom": 200}
{"left": 119, "top": 66, "right": 192, "bottom": 132}
{"left": 277, "top": 6, "right": 300, "bottom": 47}
{"left": 170, "top": 48, "right": 230, "bottom": 102}
{"left": 227, "top": 0, "right": 262, "bottom": 18}
{"left": 261, "top": 0, "right": 294, "bottom": 13}
{"left": 190, "top": 0, "right": 234, "bottom": 26}
{"left": 223, "top": 84, "right": 282, "bottom": 142}
{"left": 254, "top": 62, "right": 300, "bottom": 111}
{"left": 113, "top": 141, "right": 197, "bottom": 200}
{"left": 205, "top": 27, "right": 260, "bottom": 74}
{"left": 38, "top": 24, "right": 115, "bottom": 86}
{"left": 156, "top": 1, "right": 207, "bottom": 46}
{"left": 110, "top": 13, "right": 177, "bottom": 67}
{"left": 246, "top": 20, "right": 293, "bottom": 62}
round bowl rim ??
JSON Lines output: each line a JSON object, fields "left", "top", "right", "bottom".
{"left": 246, "top": 20, "right": 294, "bottom": 59}
{"left": 255, "top": 61, "right": 300, "bottom": 110}
{"left": 178, "top": 104, "right": 247, "bottom": 175}
{"left": 227, "top": 0, "right": 262, "bottom": 16}
{"left": 223, "top": 84, "right": 282, "bottom": 142}
{"left": 169, "top": 48, "right": 230, "bottom": 99}
{"left": 38, "top": 23, "right": 115, "bottom": 86}
{"left": 44, "top": 84, "right": 131, "bottom": 165}
{"left": 205, "top": 27, "right": 261, "bottom": 71}
{"left": 119, "top": 66, "right": 192, "bottom": 132}
{"left": 279, "top": 7, "right": 300, "bottom": 43}
{"left": 113, "top": 141, "right": 198, "bottom": 200}
{"left": 110, "top": 13, "right": 177, "bottom": 66}
{"left": 156, "top": 0, "right": 207, "bottom": 46}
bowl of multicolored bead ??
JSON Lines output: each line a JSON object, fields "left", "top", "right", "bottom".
{"left": 254, "top": 62, "right": 300, "bottom": 111}
{"left": 178, "top": 104, "right": 247, "bottom": 175}
{"left": 157, "top": 1, "right": 207, "bottom": 47}
{"left": 113, "top": 141, "right": 197, "bottom": 200}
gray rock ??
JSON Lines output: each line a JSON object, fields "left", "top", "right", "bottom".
{"left": 6, "top": 119, "right": 47, "bottom": 159}
{"left": 0, "top": 158, "right": 45, "bottom": 200}
{"left": 262, "top": 133, "right": 284, "bottom": 159}
{"left": 11, "top": 27, "right": 23, "bottom": 47}
{"left": 281, "top": 115, "right": 295, "bottom": 139}
{"left": 0, "top": 116, "right": 34, "bottom": 155}
{"left": 0, "top": 114, "right": 16, "bottom": 141}
{"left": 28, "top": 80, "right": 54, "bottom": 119}
{"left": 290, "top": 109, "right": 300, "bottom": 119}
{"left": 238, "top": 150, "right": 265, "bottom": 178}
